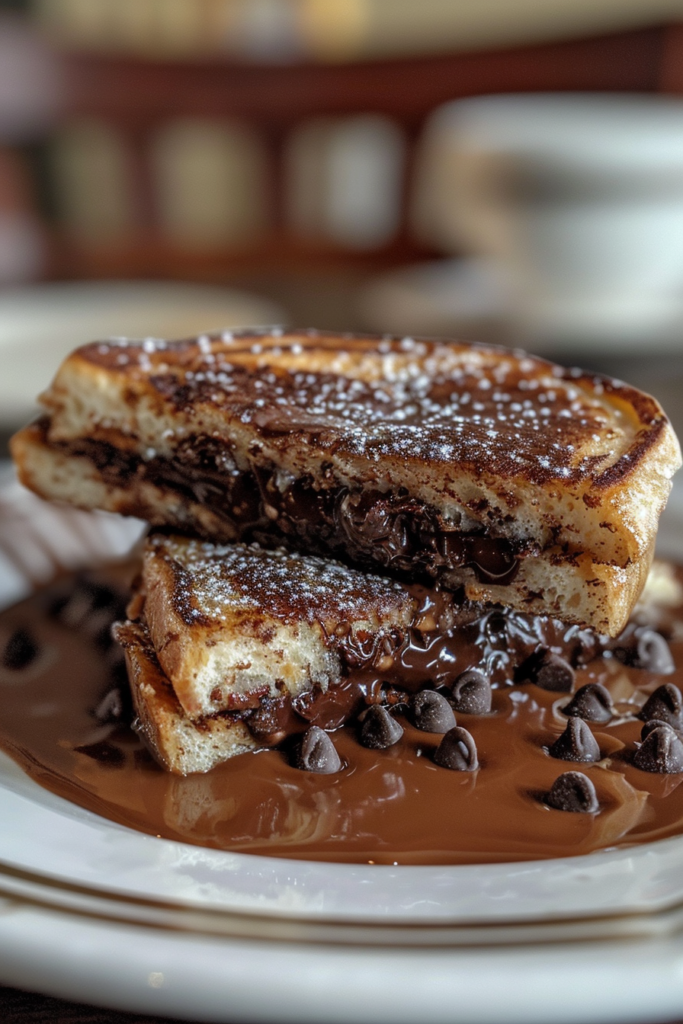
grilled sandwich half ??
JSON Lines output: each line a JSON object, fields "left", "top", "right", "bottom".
{"left": 13, "top": 329, "right": 681, "bottom": 634}
{"left": 116, "top": 533, "right": 614, "bottom": 774}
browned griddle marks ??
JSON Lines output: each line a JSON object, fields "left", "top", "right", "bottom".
{"left": 74, "top": 330, "right": 664, "bottom": 487}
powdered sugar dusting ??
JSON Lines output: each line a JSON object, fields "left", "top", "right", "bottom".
{"left": 156, "top": 536, "right": 411, "bottom": 626}
{"left": 80, "top": 330, "right": 663, "bottom": 486}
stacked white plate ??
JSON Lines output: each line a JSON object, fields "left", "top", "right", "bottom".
{"left": 2, "top": 471, "right": 683, "bottom": 1022}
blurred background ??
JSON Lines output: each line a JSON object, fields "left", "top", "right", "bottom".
{"left": 2, "top": 0, "right": 683, "bottom": 452}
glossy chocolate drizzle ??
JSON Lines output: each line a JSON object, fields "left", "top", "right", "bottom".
{"left": 239, "top": 586, "right": 603, "bottom": 742}
{"left": 2, "top": 567, "right": 683, "bottom": 865}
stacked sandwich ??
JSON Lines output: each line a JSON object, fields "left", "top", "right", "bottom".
{"left": 11, "top": 330, "right": 682, "bottom": 795}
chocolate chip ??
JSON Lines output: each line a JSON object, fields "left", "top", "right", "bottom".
{"left": 2, "top": 627, "right": 39, "bottom": 670}
{"left": 532, "top": 652, "right": 575, "bottom": 692}
{"left": 545, "top": 771, "right": 599, "bottom": 813}
{"left": 562, "top": 683, "right": 613, "bottom": 723}
{"left": 633, "top": 724, "right": 683, "bottom": 774}
{"left": 483, "top": 611, "right": 508, "bottom": 645}
{"left": 613, "top": 627, "right": 675, "bottom": 674}
{"left": 434, "top": 727, "right": 479, "bottom": 771}
{"left": 451, "top": 669, "right": 492, "bottom": 715}
{"left": 359, "top": 705, "right": 403, "bottom": 750}
{"left": 640, "top": 718, "right": 675, "bottom": 741}
{"left": 248, "top": 697, "right": 287, "bottom": 739}
{"left": 548, "top": 718, "right": 601, "bottom": 763}
{"left": 638, "top": 683, "right": 683, "bottom": 730}
{"left": 410, "top": 690, "right": 456, "bottom": 733}
{"left": 635, "top": 629, "right": 675, "bottom": 674}
{"left": 294, "top": 726, "right": 342, "bottom": 774}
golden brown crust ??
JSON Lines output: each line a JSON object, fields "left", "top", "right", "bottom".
{"left": 139, "top": 533, "right": 416, "bottom": 720}
{"left": 51, "top": 329, "right": 675, "bottom": 489}
{"left": 33, "top": 329, "right": 681, "bottom": 563}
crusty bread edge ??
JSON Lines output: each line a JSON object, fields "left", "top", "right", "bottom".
{"left": 11, "top": 421, "right": 240, "bottom": 541}
{"left": 114, "top": 620, "right": 259, "bottom": 775}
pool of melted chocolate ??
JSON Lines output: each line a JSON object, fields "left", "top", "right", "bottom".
{"left": 1, "top": 566, "right": 683, "bottom": 866}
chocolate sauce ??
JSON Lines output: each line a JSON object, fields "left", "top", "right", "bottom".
{"left": 2, "top": 568, "right": 683, "bottom": 865}
{"left": 240, "top": 583, "right": 606, "bottom": 739}
{"left": 51, "top": 428, "right": 522, "bottom": 587}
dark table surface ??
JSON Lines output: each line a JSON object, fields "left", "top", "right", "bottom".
{"left": 1, "top": 984, "right": 267, "bottom": 1023}
{"left": 0, "top": 986, "right": 176, "bottom": 1023}
{"left": 3, "top": 984, "right": 683, "bottom": 1024}
{"left": 0, "top": 986, "right": 221, "bottom": 1023}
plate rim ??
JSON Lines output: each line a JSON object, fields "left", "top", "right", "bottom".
{"left": 2, "top": 473, "right": 683, "bottom": 938}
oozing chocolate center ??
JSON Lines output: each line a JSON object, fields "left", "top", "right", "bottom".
{"left": 53, "top": 430, "right": 524, "bottom": 586}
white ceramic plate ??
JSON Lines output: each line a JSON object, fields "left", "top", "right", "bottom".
{"left": 0, "top": 281, "right": 285, "bottom": 428}
{"left": 2, "top": 472, "right": 683, "bottom": 1022}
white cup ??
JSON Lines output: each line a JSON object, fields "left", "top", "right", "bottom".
{"left": 417, "top": 95, "right": 683, "bottom": 348}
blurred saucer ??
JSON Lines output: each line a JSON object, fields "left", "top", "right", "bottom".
{"left": 411, "top": 95, "right": 683, "bottom": 352}
{"left": 0, "top": 280, "right": 285, "bottom": 428}
{"left": 359, "top": 257, "right": 683, "bottom": 356}
{"left": 358, "top": 258, "right": 510, "bottom": 343}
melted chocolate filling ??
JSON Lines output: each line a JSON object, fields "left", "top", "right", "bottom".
{"left": 240, "top": 588, "right": 605, "bottom": 741}
{"left": 59, "top": 432, "right": 523, "bottom": 586}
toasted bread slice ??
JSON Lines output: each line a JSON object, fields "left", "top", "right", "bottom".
{"left": 12, "top": 330, "right": 681, "bottom": 634}
{"left": 123, "top": 532, "right": 620, "bottom": 731}
{"left": 115, "top": 536, "right": 680, "bottom": 776}
{"left": 114, "top": 620, "right": 259, "bottom": 775}
{"left": 134, "top": 533, "right": 418, "bottom": 721}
